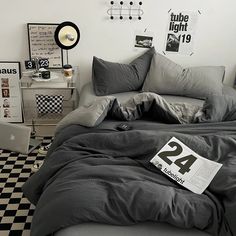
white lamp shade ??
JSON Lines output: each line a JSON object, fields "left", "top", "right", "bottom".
{"left": 58, "top": 26, "right": 78, "bottom": 47}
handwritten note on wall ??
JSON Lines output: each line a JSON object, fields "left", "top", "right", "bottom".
{"left": 27, "top": 23, "right": 63, "bottom": 68}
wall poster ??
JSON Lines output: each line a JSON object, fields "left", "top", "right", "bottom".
{"left": 0, "top": 62, "right": 23, "bottom": 122}
{"left": 27, "top": 23, "right": 63, "bottom": 68}
{"left": 164, "top": 11, "right": 198, "bottom": 55}
{"left": 134, "top": 30, "right": 154, "bottom": 49}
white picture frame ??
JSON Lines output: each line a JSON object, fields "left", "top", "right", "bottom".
{"left": 0, "top": 61, "right": 23, "bottom": 122}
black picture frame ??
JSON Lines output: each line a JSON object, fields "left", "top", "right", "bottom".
{"left": 27, "top": 23, "right": 64, "bottom": 69}
{"left": 0, "top": 61, "right": 23, "bottom": 123}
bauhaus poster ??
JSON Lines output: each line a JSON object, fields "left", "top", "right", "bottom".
{"left": 0, "top": 62, "right": 22, "bottom": 122}
{"left": 165, "top": 11, "right": 198, "bottom": 55}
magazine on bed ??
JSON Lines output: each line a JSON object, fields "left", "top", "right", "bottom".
{"left": 150, "top": 137, "right": 222, "bottom": 194}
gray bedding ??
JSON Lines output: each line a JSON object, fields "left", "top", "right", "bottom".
{"left": 56, "top": 91, "right": 236, "bottom": 133}
{"left": 78, "top": 82, "right": 234, "bottom": 108}
{"left": 22, "top": 93, "right": 236, "bottom": 236}
{"left": 78, "top": 82, "right": 205, "bottom": 107}
{"left": 56, "top": 92, "right": 203, "bottom": 132}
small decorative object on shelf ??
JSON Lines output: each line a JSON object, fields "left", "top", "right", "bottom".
{"left": 24, "top": 57, "right": 50, "bottom": 79}
{"left": 25, "top": 58, "right": 49, "bottom": 70}
{"left": 63, "top": 64, "right": 73, "bottom": 79}
{"left": 107, "top": 1, "right": 143, "bottom": 20}
{"left": 25, "top": 60, "right": 36, "bottom": 70}
{"left": 41, "top": 70, "right": 50, "bottom": 79}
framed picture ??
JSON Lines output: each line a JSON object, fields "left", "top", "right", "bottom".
{"left": 0, "top": 61, "right": 23, "bottom": 122}
{"left": 27, "top": 23, "right": 63, "bottom": 69}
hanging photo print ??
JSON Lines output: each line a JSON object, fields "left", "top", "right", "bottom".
{"left": 134, "top": 30, "right": 154, "bottom": 48}
{"left": 135, "top": 35, "right": 153, "bottom": 48}
{"left": 165, "top": 11, "right": 198, "bottom": 55}
{"left": 0, "top": 62, "right": 22, "bottom": 122}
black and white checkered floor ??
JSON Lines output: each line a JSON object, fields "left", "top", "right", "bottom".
{"left": 0, "top": 137, "right": 53, "bottom": 236}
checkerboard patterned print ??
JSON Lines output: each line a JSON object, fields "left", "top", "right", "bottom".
{"left": 0, "top": 137, "right": 53, "bottom": 236}
{"left": 35, "top": 94, "right": 64, "bottom": 114}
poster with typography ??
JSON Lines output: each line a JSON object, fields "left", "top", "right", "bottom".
{"left": 0, "top": 62, "right": 22, "bottom": 122}
{"left": 165, "top": 11, "right": 198, "bottom": 55}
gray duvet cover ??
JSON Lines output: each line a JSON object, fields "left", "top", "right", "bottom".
{"left": 22, "top": 94, "right": 236, "bottom": 236}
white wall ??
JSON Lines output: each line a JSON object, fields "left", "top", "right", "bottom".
{"left": 0, "top": 0, "right": 236, "bottom": 89}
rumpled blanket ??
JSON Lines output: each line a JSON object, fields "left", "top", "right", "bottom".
{"left": 22, "top": 122, "right": 236, "bottom": 236}
{"left": 55, "top": 92, "right": 236, "bottom": 134}
{"left": 22, "top": 92, "right": 236, "bottom": 236}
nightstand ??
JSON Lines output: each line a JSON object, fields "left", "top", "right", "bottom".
{"left": 20, "top": 71, "right": 79, "bottom": 136}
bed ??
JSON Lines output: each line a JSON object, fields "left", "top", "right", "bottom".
{"left": 22, "top": 49, "right": 236, "bottom": 236}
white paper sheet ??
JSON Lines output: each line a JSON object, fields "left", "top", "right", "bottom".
{"left": 150, "top": 137, "right": 222, "bottom": 194}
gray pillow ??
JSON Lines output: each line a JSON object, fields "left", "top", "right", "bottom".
{"left": 197, "top": 94, "right": 236, "bottom": 123}
{"left": 92, "top": 47, "right": 155, "bottom": 96}
{"left": 142, "top": 52, "right": 225, "bottom": 99}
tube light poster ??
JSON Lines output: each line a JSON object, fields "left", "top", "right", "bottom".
{"left": 165, "top": 11, "right": 198, "bottom": 55}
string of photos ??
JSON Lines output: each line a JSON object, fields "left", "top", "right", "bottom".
{"left": 107, "top": 1, "right": 144, "bottom": 20}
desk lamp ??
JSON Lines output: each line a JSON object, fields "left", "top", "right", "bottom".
{"left": 54, "top": 21, "right": 80, "bottom": 78}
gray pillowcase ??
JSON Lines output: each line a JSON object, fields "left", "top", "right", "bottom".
{"left": 142, "top": 52, "right": 225, "bottom": 99}
{"left": 92, "top": 47, "right": 155, "bottom": 96}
